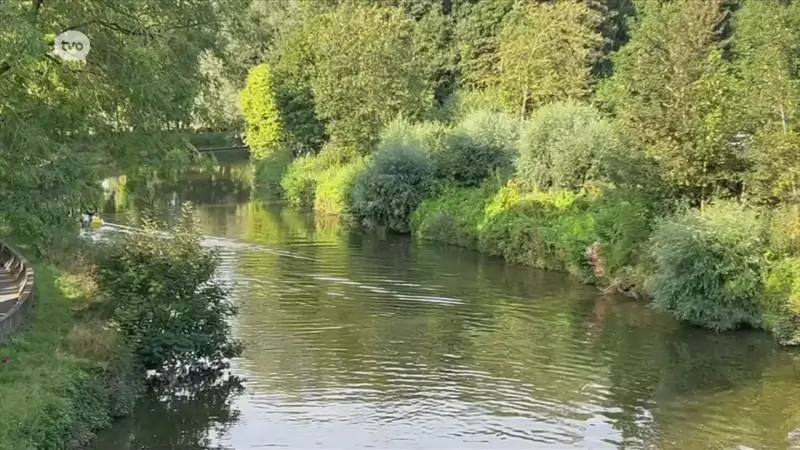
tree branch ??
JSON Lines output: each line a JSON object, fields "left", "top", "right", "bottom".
{"left": 62, "top": 19, "right": 209, "bottom": 38}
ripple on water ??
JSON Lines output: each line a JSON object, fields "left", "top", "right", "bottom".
{"left": 92, "top": 204, "right": 800, "bottom": 450}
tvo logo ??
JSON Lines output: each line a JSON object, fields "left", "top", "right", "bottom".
{"left": 54, "top": 30, "right": 90, "bottom": 61}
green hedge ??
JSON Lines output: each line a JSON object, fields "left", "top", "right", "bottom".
{"left": 413, "top": 182, "right": 653, "bottom": 283}
{"left": 315, "top": 159, "right": 366, "bottom": 216}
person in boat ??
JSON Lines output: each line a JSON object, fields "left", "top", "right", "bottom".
{"left": 81, "top": 209, "right": 103, "bottom": 230}
{"left": 90, "top": 213, "right": 104, "bottom": 230}
{"left": 81, "top": 210, "right": 92, "bottom": 230}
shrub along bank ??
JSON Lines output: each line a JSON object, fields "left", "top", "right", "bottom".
{"left": 238, "top": 0, "right": 800, "bottom": 346}
{"left": 0, "top": 205, "right": 241, "bottom": 449}
{"left": 248, "top": 101, "right": 800, "bottom": 347}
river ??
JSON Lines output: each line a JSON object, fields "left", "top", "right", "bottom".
{"left": 91, "top": 163, "right": 800, "bottom": 450}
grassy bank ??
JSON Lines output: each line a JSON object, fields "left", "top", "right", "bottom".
{"left": 0, "top": 262, "right": 139, "bottom": 450}
{"left": 0, "top": 207, "right": 242, "bottom": 449}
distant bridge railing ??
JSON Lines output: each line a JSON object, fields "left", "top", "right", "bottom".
{"left": 195, "top": 146, "right": 250, "bottom": 154}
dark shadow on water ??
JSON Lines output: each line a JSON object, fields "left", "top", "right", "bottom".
{"left": 90, "top": 369, "right": 245, "bottom": 450}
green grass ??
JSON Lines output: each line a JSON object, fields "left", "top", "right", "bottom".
{"left": 0, "top": 263, "right": 137, "bottom": 450}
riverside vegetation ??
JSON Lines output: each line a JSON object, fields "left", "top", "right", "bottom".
{"left": 240, "top": 0, "right": 800, "bottom": 346}
{"left": 0, "top": 207, "right": 242, "bottom": 450}
{"left": 0, "top": 0, "right": 249, "bottom": 446}
{"left": 2, "top": 0, "right": 800, "bottom": 447}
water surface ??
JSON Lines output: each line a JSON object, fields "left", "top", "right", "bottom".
{"left": 92, "top": 170, "right": 800, "bottom": 450}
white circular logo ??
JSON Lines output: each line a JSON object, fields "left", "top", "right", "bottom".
{"left": 54, "top": 30, "right": 90, "bottom": 61}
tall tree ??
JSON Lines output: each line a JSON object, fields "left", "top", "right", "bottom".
{"left": 497, "top": 1, "right": 604, "bottom": 118}
{"left": 306, "top": 2, "right": 435, "bottom": 152}
{"left": 732, "top": 0, "right": 800, "bottom": 204}
{"left": 597, "top": 0, "right": 741, "bottom": 206}
{"left": 453, "top": 0, "right": 516, "bottom": 90}
{"left": 0, "top": 0, "right": 247, "bottom": 250}
{"left": 590, "top": 0, "right": 637, "bottom": 78}
{"left": 267, "top": 4, "right": 331, "bottom": 156}
{"left": 241, "top": 64, "right": 285, "bottom": 160}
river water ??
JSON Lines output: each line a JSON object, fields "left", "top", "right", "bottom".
{"left": 92, "top": 165, "right": 800, "bottom": 450}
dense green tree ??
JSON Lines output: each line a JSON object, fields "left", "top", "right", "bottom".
{"left": 412, "top": 7, "right": 459, "bottom": 106}
{"left": 453, "top": 0, "right": 516, "bottom": 90}
{"left": 498, "top": 1, "right": 603, "bottom": 118}
{"left": 516, "top": 101, "right": 624, "bottom": 192}
{"left": 306, "top": 2, "right": 435, "bottom": 152}
{"left": 732, "top": 0, "right": 800, "bottom": 204}
{"left": 0, "top": 0, "right": 247, "bottom": 251}
{"left": 597, "top": 0, "right": 741, "bottom": 206}
{"left": 241, "top": 64, "right": 285, "bottom": 160}
{"left": 268, "top": 12, "right": 328, "bottom": 156}
{"left": 591, "top": 0, "right": 637, "bottom": 78}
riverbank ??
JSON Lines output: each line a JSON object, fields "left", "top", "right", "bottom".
{"left": 250, "top": 110, "right": 800, "bottom": 346}
{"left": 0, "top": 209, "right": 241, "bottom": 450}
{"left": 0, "top": 259, "right": 140, "bottom": 450}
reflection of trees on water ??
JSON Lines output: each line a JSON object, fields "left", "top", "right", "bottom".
{"left": 594, "top": 305, "right": 800, "bottom": 449}
{"left": 91, "top": 370, "right": 245, "bottom": 450}
{"left": 99, "top": 181, "right": 800, "bottom": 450}
{"left": 113, "top": 161, "right": 255, "bottom": 218}
{"left": 229, "top": 205, "right": 800, "bottom": 449}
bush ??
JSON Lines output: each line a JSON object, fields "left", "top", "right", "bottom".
{"left": 516, "top": 101, "right": 623, "bottom": 192}
{"left": 436, "top": 88, "right": 506, "bottom": 122}
{"left": 765, "top": 206, "right": 800, "bottom": 258}
{"left": 763, "top": 257, "right": 800, "bottom": 346}
{"left": 281, "top": 155, "right": 329, "bottom": 209}
{"left": 412, "top": 185, "right": 491, "bottom": 248}
{"left": 432, "top": 110, "right": 519, "bottom": 187}
{"left": 411, "top": 181, "right": 653, "bottom": 283}
{"left": 316, "top": 141, "right": 360, "bottom": 166}
{"left": 647, "top": 201, "right": 768, "bottom": 331}
{"left": 350, "top": 136, "right": 434, "bottom": 232}
{"left": 95, "top": 204, "right": 243, "bottom": 371}
{"left": 477, "top": 184, "right": 594, "bottom": 278}
{"left": 315, "top": 158, "right": 366, "bottom": 216}
{"left": 587, "top": 187, "right": 655, "bottom": 277}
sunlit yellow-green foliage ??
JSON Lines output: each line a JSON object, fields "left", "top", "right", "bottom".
{"left": 315, "top": 159, "right": 366, "bottom": 216}
{"left": 306, "top": 2, "right": 435, "bottom": 151}
{"left": 497, "top": 1, "right": 602, "bottom": 117}
{"left": 764, "top": 257, "right": 800, "bottom": 345}
{"left": 281, "top": 155, "right": 332, "bottom": 210}
{"left": 414, "top": 181, "right": 653, "bottom": 283}
{"left": 241, "top": 64, "right": 285, "bottom": 160}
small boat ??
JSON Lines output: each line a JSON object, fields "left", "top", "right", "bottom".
{"left": 90, "top": 215, "right": 104, "bottom": 230}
